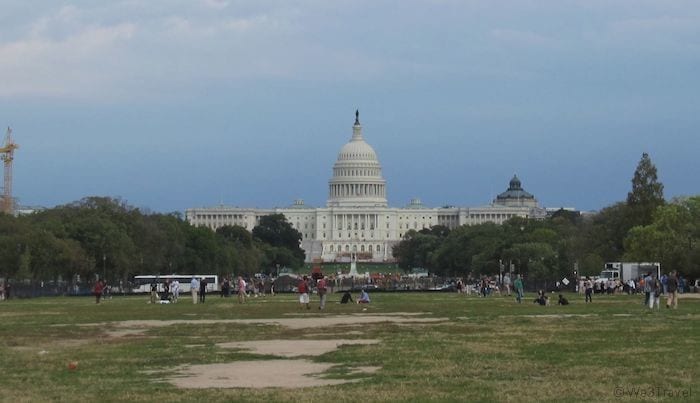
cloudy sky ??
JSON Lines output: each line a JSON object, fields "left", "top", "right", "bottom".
{"left": 2, "top": 0, "right": 698, "bottom": 213}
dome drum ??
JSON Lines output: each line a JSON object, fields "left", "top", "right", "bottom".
{"left": 327, "top": 112, "right": 388, "bottom": 208}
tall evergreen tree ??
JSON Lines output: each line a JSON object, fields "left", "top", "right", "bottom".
{"left": 627, "top": 152, "right": 664, "bottom": 226}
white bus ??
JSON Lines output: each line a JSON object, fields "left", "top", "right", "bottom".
{"left": 132, "top": 275, "right": 220, "bottom": 293}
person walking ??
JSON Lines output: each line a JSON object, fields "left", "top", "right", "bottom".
{"left": 162, "top": 280, "right": 170, "bottom": 302}
{"left": 150, "top": 279, "right": 158, "bottom": 304}
{"left": 648, "top": 274, "right": 661, "bottom": 310}
{"left": 221, "top": 278, "right": 230, "bottom": 298}
{"left": 298, "top": 276, "right": 310, "bottom": 310}
{"left": 190, "top": 276, "right": 199, "bottom": 304}
{"left": 514, "top": 274, "right": 524, "bottom": 304}
{"left": 666, "top": 270, "right": 679, "bottom": 309}
{"left": 585, "top": 278, "right": 593, "bottom": 303}
{"left": 317, "top": 275, "right": 328, "bottom": 310}
{"left": 171, "top": 279, "right": 179, "bottom": 303}
{"left": 502, "top": 273, "right": 512, "bottom": 296}
{"left": 237, "top": 276, "right": 247, "bottom": 304}
{"left": 199, "top": 277, "right": 207, "bottom": 303}
{"left": 643, "top": 272, "right": 653, "bottom": 307}
{"left": 93, "top": 280, "right": 105, "bottom": 304}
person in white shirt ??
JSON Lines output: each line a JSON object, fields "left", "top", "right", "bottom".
{"left": 190, "top": 276, "right": 199, "bottom": 304}
{"left": 237, "top": 276, "right": 247, "bottom": 304}
{"left": 171, "top": 279, "right": 180, "bottom": 303}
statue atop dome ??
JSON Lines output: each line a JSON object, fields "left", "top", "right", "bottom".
{"left": 355, "top": 109, "right": 360, "bottom": 125}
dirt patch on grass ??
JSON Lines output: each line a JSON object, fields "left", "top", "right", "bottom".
{"left": 303, "top": 330, "right": 364, "bottom": 337}
{"left": 166, "top": 360, "right": 372, "bottom": 388}
{"left": 168, "top": 335, "right": 384, "bottom": 388}
{"left": 10, "top": 338, "right": 91, "bottom": 352}
{"left": 94, "top": 315, "right": 446, "bottom": 337}
{"left": 105, "top": 329, "right": 152, "bottom": 338}
{"left": 218, "top": 339, "right": 379, "bottom": 357}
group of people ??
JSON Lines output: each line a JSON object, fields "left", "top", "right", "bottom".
{"left": 220, "top": 276, "right": 270, "bottom": 301}
{"left": 532, "top": 290, "right": 569, "bottom": 306}
{"left": 641, "top": 270, "right": 680, "bottom": 310}
{"left": 455, "top": 273, "right": 522, "bottom": 298}
{"left": 577, "top": 272, "right": 688, "bottom": 296}
{"left": 576, "top": 270, "right": 682, "bottom": 309}
{"left": 296, "top": 275, "right": 370, "bottom": 310}
{"left": 149, "top": 278, "right": 182, "bottom": 304}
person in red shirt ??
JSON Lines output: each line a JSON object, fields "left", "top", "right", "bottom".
{"left": 93, "top": 280, "right": 105, "bottom": 304}
{"left": 298, "top": 276, "right": 310, "bottom": 310}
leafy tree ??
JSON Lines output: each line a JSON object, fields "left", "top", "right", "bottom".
{"left": 433, "top": 223, "right": 504, "bottom": 276}
{"left": 624, "top": 200, "right": 698, "bottom": 277}
{"left": 252, "top": 214, "right": 304, "bottom": 268}
{"left": 217, "top": 225, "right": 253, "bottom": 247}
{"left": 393, "top": 230, "right": 443, "bottom": 273}
{"left": 578, "top": 253, "right": 604, "bottom": 277}
{"left": 583, "top": 202, "right": 634, "bottom": 261}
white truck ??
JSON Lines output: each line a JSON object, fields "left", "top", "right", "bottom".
{"left": 595, "top": 262, "right": 661, "bottom": 284}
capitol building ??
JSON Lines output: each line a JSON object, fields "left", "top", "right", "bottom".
{"left": 186, "top": 112, "right": 546, "bottom": 263}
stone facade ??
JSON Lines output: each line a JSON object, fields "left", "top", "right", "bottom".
{"left": 186, "top": 112, "right": 546, "bottom": 263}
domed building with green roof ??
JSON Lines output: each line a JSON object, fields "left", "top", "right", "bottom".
{"left": 186, "top": 112, "right": 549, "bottom": 263}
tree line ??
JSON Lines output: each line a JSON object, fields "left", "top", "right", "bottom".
{"left": 393, "top": 153, "right": 700, "bottom": 281}
{"left": 0, "top": 197, "right": 304, "bottom": 284}
{"left": 1, "top": 153, "right": 697, "bottom": 285}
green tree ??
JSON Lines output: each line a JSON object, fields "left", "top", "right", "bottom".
{"left": 624, "top": 200, "right": 697, "bottom": 276}
{"left": 433, "top": 223, "right": 504, "bottom": 276}
{"left": 393, "top": 230, "right": 443, "bottom": 272}
{"left": 627, "top": 152, "right": 665, "bottom": 226}
{"left": 252, "top": 214, "right": 304, "bottom": 268}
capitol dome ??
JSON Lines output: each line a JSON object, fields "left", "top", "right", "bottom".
{"left": 327, "top": 111, "right": 388, "bottom": 207}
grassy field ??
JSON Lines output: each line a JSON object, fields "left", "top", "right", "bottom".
{"left": 0, "top": 291, "right": 697, "bottom": 402}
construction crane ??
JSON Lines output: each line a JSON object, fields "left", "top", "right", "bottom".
{"left": 0, "top": 127, "right": 19, "bottom": 215}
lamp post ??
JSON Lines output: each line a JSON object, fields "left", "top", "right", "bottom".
{"left": 102, "top": 253, "right": 106, "bottom": 281}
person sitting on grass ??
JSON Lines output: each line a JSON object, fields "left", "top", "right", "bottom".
{"left": 557, "top": 294, "right": 569, "bottom": 305}
{"left": 534, "top": 289, "right": 549, "bottom": 306}
{"left": 340, "top": 290, "right": 354, "bottom": 304}
{"left": 357, "top": 289, "right": 370, "bottom": 304}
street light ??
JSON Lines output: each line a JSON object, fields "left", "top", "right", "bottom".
{"left": 102, "top": 254, "right": 106, "bottom": 281}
